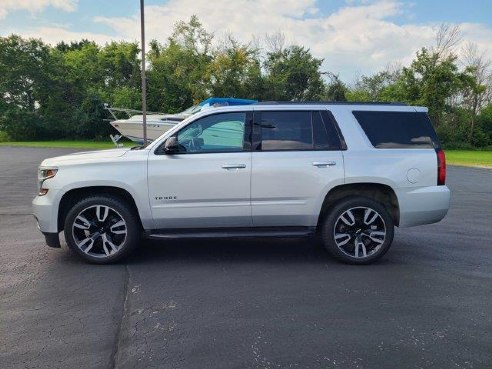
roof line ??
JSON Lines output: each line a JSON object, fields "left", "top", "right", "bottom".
{"left": 256, "top": 101, "right": 408, "bottom": 106}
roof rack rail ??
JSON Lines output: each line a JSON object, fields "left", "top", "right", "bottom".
{"left": 256, "top": 101, "right": 408, "bottom": 106}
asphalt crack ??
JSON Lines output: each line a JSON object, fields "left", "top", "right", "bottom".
{"left": 108, "top": 264, "right": 130, "bottom": 369}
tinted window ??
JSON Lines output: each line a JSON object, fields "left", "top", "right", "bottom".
{"left": 255, "top": 111, "right": 344, "bottom": 151}
{"left": 312, "top": 111, "right": 330, "bottom": 150}
{"left": 177, "top": 112, "right": 246, "bottom": 153}
{"left": 313, "top": 111, "right": 343, "bottom": 150}
{"left": 259, "top": 111, "right": 312, "bottom": 151}
{"left": 353, "top": 111, "right": 440, "bottom": 149}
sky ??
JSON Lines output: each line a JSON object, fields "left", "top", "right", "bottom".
{"left": 1, "top": 0, "right": 492, "bottom": 82}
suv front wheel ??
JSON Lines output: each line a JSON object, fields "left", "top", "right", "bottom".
{"left": 321, "top": 197, "right": 394, "bottom": 264}
{"left": 64, "top": 195, "right": 140, "bottom": 264}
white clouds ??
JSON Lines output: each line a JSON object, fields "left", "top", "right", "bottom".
{"left": 92, "top": 0, "right": 492, "bottom": 80}
{"left": 458, "top": 23, "right": 492, "bottom": 52}
{"left": 0, "top": 0, "right": 78, "bottom": 19}
{"left": 309, "top": 1, "right": 438, "bottom": 79}
{"left": 17, "top": 26, "right": 116, "bottom": 45}
{"left": 3, "top": 0, "right": 492, "bottom": 81}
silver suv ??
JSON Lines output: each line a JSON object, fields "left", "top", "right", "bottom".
{"left": 33, "top": 102, "right": 450, "bottom": 264}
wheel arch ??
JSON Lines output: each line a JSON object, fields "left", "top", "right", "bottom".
{"left": 58, "top": 186, "right": 143, "bottom": 232}
{"left": 317, "top": 183, "right": 400, "bottom": 227}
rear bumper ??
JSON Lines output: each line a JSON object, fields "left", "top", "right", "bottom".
{"left": 397, "top": 185, "right": 451, "bottom": 227}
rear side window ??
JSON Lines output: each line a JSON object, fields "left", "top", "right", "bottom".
{"left": 255, "top": 111, "right": 343, "bottom": 151}
{"left": 259, "top": 111, "right": 312, "bottom": 150}
{"left": 353, "top": 111, "right": 440, "bottom": 149}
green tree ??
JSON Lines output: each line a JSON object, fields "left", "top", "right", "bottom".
{"left": 324, "top": 73, "right": 347, "bottom": 101}
{"left": 206, "top": 37, "right": 263, "bottom": 98}
{"left": 394, "top": 48, "right": 473, "bottom": 126}
{"left": 347, "top": 68, "right": 401, "bottom": 102}
{"left": 263, "top": 45, "right": 325, "bottom": 101}
{"left": 0, "top": 35, "right": 56, "bottom": 139}
{"left": 47, "top": 42, "right": 104, "bottom": 137}
{"left": 0, "top": 35, "right": 53, "bottom": 112}
{"left": 460, "top": 43, "right": 491, "bottom": 144}
{"left": 476, "top": 103, "right": 492, "bottom": 146}
{"left": 99, "top": 41, "right": 141, "bottom": 97}
{"left": 48, "top": 40, "right": 142, "bottom": 138}
{"left": 147, "top": 16, "right": 213, "bottom": 112}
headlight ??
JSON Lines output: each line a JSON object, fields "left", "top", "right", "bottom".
{"left": 38, "top": 167, "right": 58, "bottom": 195}
{"left": 39, "top": 168, "right": 58, "bottom": 179}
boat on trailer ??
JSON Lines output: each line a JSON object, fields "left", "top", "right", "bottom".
{"left": 106, "top": 97, "right": 257, "bottom": 143}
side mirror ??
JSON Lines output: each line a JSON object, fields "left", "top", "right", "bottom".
{"left": 164, "top": 136, "right": 181, "bottom": 154}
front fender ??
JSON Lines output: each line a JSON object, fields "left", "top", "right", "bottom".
{"left": 57, "top": 179, "right": 153, "bottom": 230}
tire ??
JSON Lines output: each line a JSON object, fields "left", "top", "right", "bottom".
{"left": 64, "top": 195, "right": 140, "bottom": 264}
{"left": 321, "top": 196, "right": 394, "bottom": 265}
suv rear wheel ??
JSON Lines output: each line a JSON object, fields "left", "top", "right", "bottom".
{"left": 64, "top": 195, "right": 140, "bottom": 264}
{"left": 321, "top": 197, "right": 394, "bottom": 264}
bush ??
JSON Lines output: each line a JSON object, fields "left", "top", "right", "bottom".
{"left": 470, "top": 127, "right": 491, "bottom": 147}
{"left": 435, "top": 119, "right": 468, "bottom": 148}
{"left": 0, "top": 130, "right": 9, "bottom": 142}
{"left": 0, "top": 110, "right": 46, "bottom": 141}
{"left": 477, "top": 104, "right": 492, "bottom": 144}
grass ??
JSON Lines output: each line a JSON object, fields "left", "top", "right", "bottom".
{"left": 445, "top": 150, "right": 492, "bottom": 168}
{"left": 0, "top": 140, "right": 135, "bottom": 149}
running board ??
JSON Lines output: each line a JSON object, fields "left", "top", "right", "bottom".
{"left": 145, "top": 227, "right": 316, "bottom": 240}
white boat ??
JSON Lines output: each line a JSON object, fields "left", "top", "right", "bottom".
{"left": 110, "top": 113, "right": 182, "bottom": 142}
{"left": 106, "top": 98, "right": 257, "bottom": 143}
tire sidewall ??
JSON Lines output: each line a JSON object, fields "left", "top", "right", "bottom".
{"left": 321, "top": 197, "right": 394, "bottom": 265}
{"left": 64, "top": 195, "right": 140, "bottom": 264}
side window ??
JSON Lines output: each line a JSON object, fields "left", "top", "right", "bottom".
{"left": 176, "top": 112, "right": 246, "bottom": 153}
{"left": 255, "top": 110, "right": 343, "bottom": 151}
{"left": 258, "top": 111, "right": 313, "bottom": 151}
{"left": 313, "top": 111, "right": 343, "bottom": 150}
{"left": 353, "top": 111, "right": 440, "bottom": 149}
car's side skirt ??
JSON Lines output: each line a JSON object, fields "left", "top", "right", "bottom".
{"left": 144, "top": 226, "right": 317, "bottom": 240}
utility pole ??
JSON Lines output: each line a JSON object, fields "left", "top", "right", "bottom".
{"left": 140, "top": 0, "right": 147, "bottom": 144}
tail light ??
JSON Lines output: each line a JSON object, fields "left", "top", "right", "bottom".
{"left": 436, "top": 149, "right": 446, "bottom": 186}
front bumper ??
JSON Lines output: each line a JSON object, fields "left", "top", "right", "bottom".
{"left": 32, "top": 189, "right": 60, "bottom": 234}
{"left": 42, "top": 232, "right": 61, "bottom": 248}
{"left": 33, "top": 190, "right": 62, "bottom": 248}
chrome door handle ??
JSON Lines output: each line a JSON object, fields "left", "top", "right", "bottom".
{"left": 221, "top": 164, "right": 246, "bottom": 170}
{"left": 312, "top": 161, "right": 336, "bottom": 167}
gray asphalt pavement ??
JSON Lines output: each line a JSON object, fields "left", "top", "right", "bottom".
{"left": 0, "top": 146, "right": 491, "bottom": 369}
